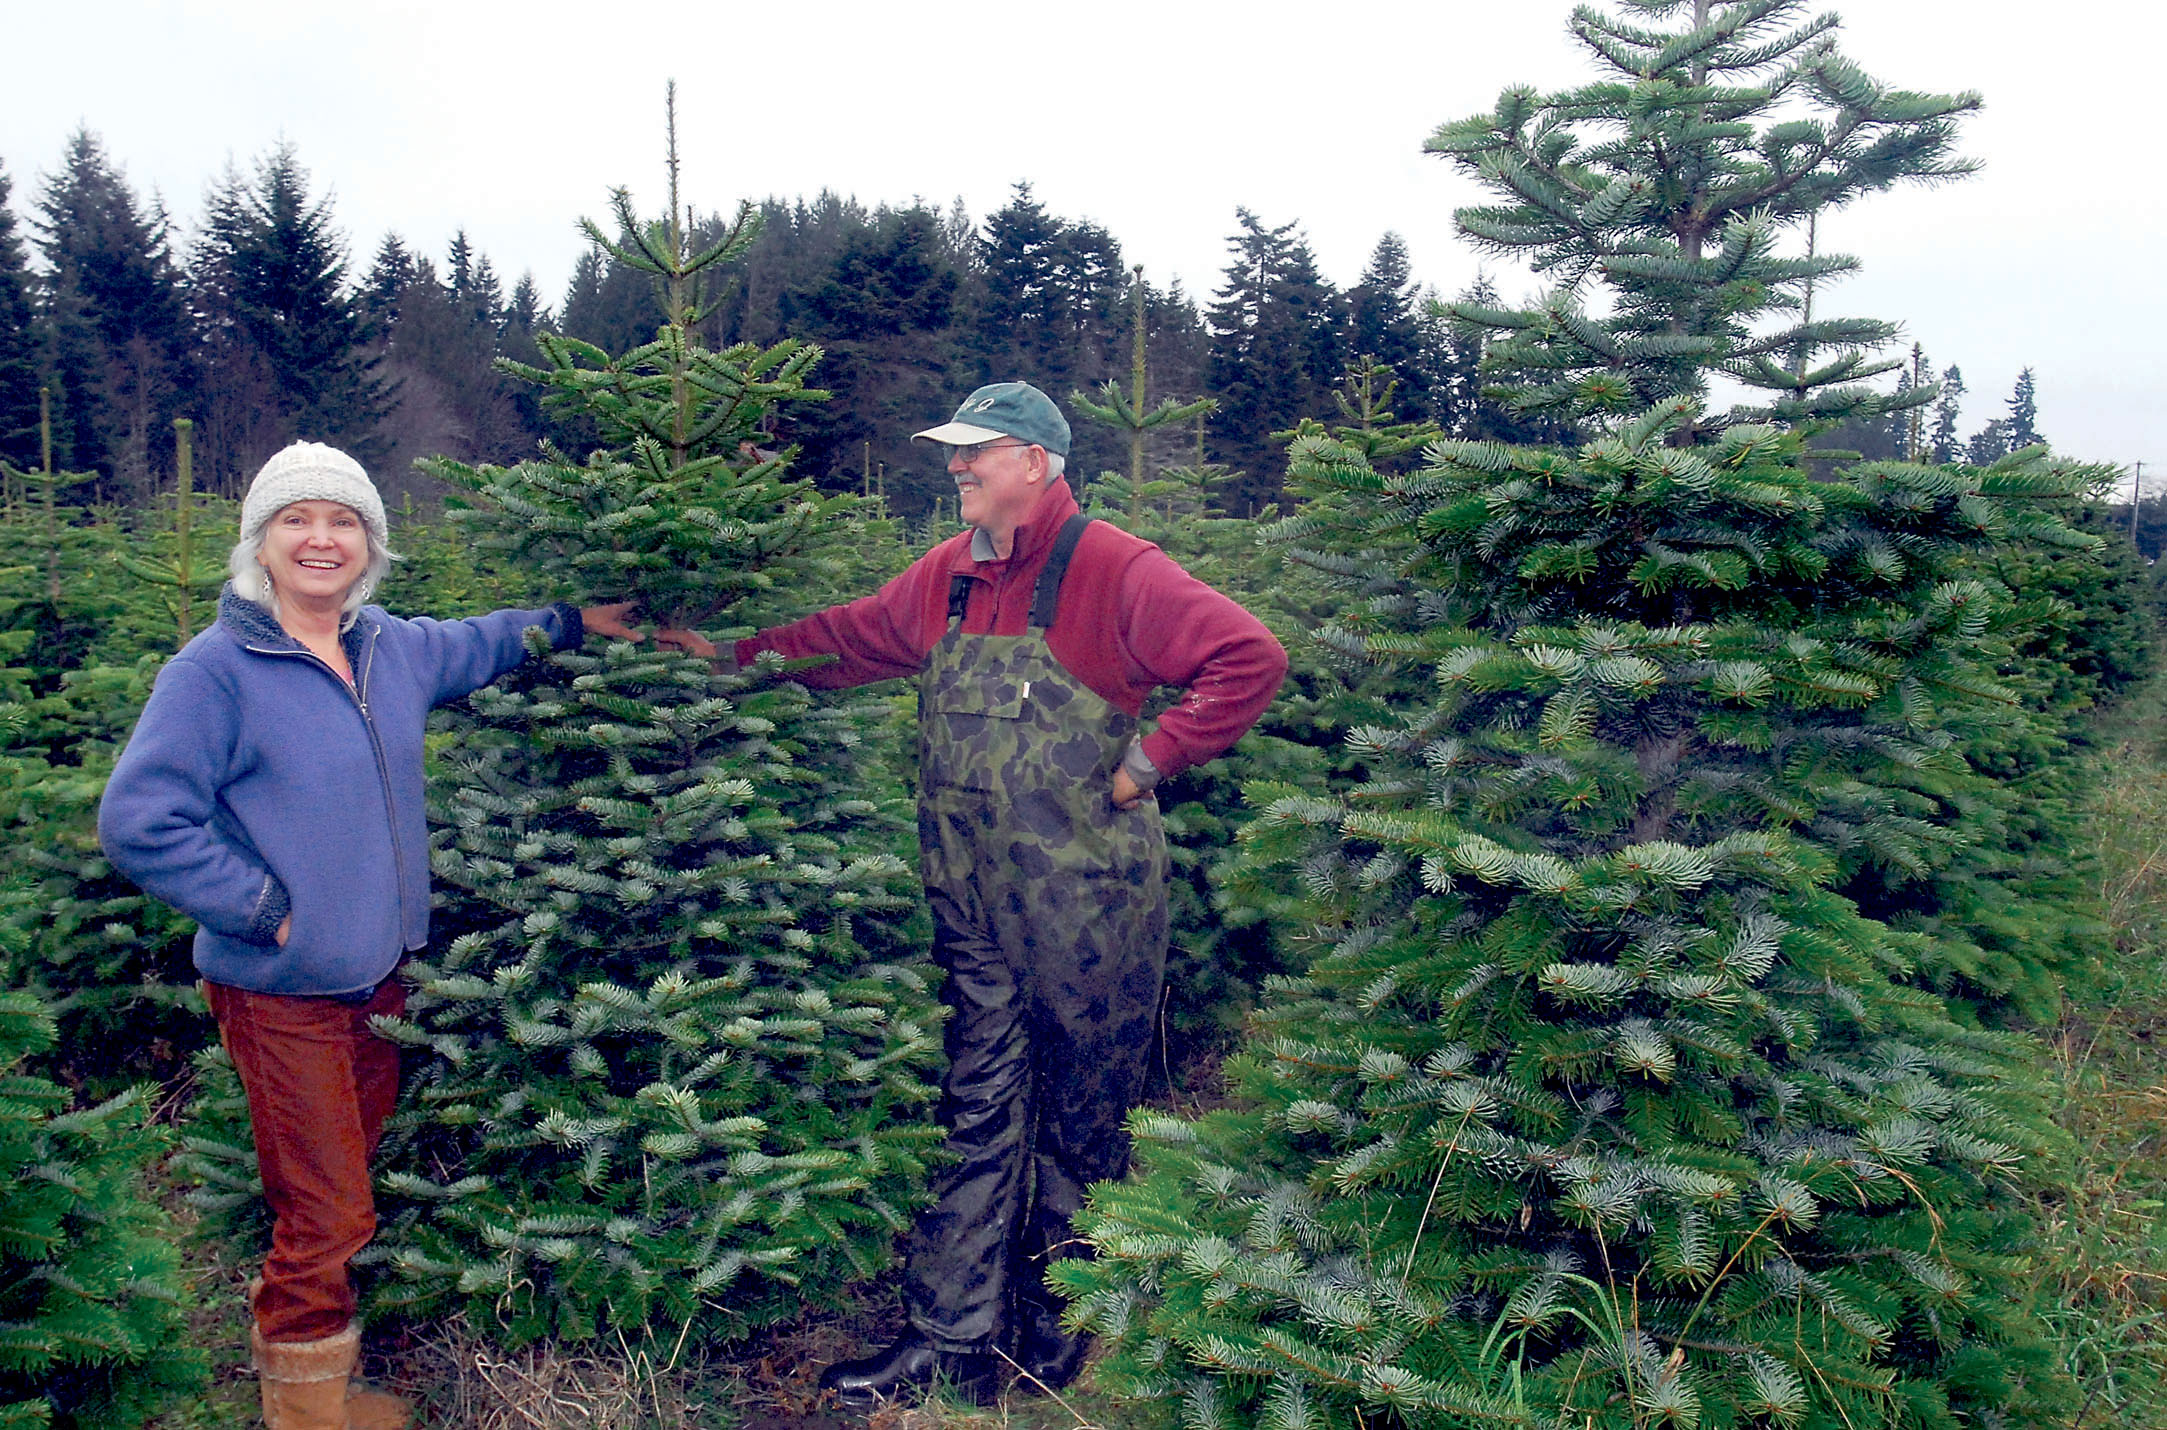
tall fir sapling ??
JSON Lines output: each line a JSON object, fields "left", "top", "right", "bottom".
{"left": 1066, "top": 4, "right": 2093, "bottom": 1427}
{"left": 1072, "top": 265, "right": 1218, "bottom": 522}
{"left": 1076, "top": 280, "right": 1333, "bottom": 1052}
{"left": 0, "top": 415, "right": 226, "bottom": 1079}
{"left": 183, "top": 105, "right": 945, "bottom": 1345}
{"left": 1087, "top": 348, "right": 1444, "bottom": 1060}
{"left": 112, "top": 420, "right": 224, "bottom": 651}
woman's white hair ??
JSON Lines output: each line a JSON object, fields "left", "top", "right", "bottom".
{"left": 228, "top": 510, "right": 398, "bottom": 632}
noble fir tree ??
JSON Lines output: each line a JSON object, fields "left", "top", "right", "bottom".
{"left": 1409, "top": 0, "right": 2101, "bottom": 1022}
{"left": 0, "top": 418, "right": 218, "bottom": 1074}
{"left": 0, "top": 986, "right": 204, "bottom": 1426}
{"left": 184, "top": 111, "right": 946, "bottom": 1345}
{"left": 1088, "top": 359, "right": 1444, "bottom": 1061}
{"left": 1063, "top": 5, "right": 2091, "bottom": 1427}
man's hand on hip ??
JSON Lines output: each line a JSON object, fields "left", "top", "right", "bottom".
{"left": 1110, "top": 768, "right": 1150, "bottom": 811}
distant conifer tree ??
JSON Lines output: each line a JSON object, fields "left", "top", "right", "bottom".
{"left": 1927, "top": 365, "right": 1967, "bottom": 464}
{"left": 30, "top": 131, "right": 196, "bottom": 500}
{"left": 0, "top": 161, "right": 40, "bottom": 477}
{"left": 191, "top": 142, "right": 390, "bottom": 482}
{"left": 2004, "top": 368, "right": 2045, "bottom": 451}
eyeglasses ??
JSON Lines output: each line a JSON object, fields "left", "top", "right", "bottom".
{"left": 948, "top": 439, "right": 1030, "bottom": 464}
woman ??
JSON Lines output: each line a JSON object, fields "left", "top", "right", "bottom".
{"left": 99, "top": 442, "right": 639, "bottom": 1430}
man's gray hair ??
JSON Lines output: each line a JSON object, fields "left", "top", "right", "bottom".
{"left": 1045, "top": 451, "right": 1066, "bottom": 480}
{"left": 228, "top": 524, "right": 397, "bottom": 633}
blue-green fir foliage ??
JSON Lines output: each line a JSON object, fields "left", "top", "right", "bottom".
{"left": 1857, "top": 499, "right": 2160, "bottom": 1025}
{"left": 1065, "top": 4, "right": 2089, "bottom": 1425}
{"left": 1437, "top": 0, "right": 1974, "bottom": 434}
{"left": 1834, "top": 490, "right": 2131, "bottom": 1026}
{"left": 1069, "top": 405, "right": 2084, "bottom": 1429}
{"left": 1081, "top": 363, "right": 1434, "bottom": 1054}
{"left": 183, "top": 170, "right": 945, "bottom": 1344}
{"left": 0, "top": 992, "right": 203, "bottom": 1426}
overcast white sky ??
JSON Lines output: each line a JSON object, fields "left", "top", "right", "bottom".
{"left": 6, "top": 0, "right": 2161, "bottom": 484}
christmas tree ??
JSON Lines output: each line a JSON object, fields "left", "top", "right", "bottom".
{"left": 0, "top": 541, "right": 206, "bottom": 1418}
{"left": 1083, "top": 350, "right": 1444, "bottom": 1062}
{"left": 0, "top": 989, "right": 203, "bottom": 1426}
{"left": 1065, "top": 5, "right": 2095, "bottom": 1426}
{"left": 183, "top": 101, "right": 946, "bottom": 1346}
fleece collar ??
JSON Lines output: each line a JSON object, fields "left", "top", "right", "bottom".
{"left": 217, "top": 585, "right": 375, "bottom": 670}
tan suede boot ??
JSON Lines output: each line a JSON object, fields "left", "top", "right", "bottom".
{"left": 253, "top": 1322, "right": 359, "bottom": 1429}
{"left": 251, "top": 1323, "right": 414, "bottom": 1430}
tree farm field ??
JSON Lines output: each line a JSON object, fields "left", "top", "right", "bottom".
{"left": 10, "top": 2, "right": 2167, "bottom": 1427}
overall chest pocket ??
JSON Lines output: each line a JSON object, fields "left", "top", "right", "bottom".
{"left": 920, "top": 648, "right": 1041, "bottom": 793}
{"left": 927, "top": 668, "right": 1029, "bottom": 722}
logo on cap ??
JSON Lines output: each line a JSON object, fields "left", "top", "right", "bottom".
{"left": 970, "top": 397, "right": 997, "bottom": 413}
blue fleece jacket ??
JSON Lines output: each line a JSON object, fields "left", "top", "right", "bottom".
{"left": 98, "top": 588, "right": 582, "bottom": 996}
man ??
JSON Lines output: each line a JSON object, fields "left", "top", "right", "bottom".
{"left": 666, "top": 382, "right": 1285, "bottom": 1406}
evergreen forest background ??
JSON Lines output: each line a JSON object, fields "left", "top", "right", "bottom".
{"left": 0, "top": 118, "right": 2088, "bottom": 531}
{"left": 6, "top": 3, "right": 2167, "bottom": 1428}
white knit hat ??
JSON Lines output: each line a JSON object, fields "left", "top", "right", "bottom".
{"left": 240, "top": 442, "right": 387, "bottom": 547}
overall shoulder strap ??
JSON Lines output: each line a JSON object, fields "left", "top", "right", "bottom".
{"left": 1029, "top": 515, "right": 1094, "bottom": 631}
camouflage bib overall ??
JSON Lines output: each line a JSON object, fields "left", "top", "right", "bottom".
{"left": 903, "top": 514, "right": 1171, "bottom": 1351}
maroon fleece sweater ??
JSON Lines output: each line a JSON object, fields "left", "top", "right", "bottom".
{"left": 737, "top": 480, "right": 1286, "bottom": 782}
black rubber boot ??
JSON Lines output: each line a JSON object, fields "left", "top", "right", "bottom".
{"left": 1011, "top": 1298, "right": 1091, "bottom": 1393}
{"left": 819, "top": 1329, "right": 999, "bottom": 1409}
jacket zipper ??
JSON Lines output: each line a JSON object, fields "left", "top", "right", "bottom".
{"left": 247, "top": 622, "right": 406, "bottom": 935}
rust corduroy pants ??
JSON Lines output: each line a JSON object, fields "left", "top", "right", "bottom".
{"left": 204, "top": 974, "right": 404, "bottom": 1343}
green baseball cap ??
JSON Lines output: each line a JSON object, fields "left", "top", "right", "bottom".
{"left": 912, "top": 381, "right": 1071, "bottom": 458}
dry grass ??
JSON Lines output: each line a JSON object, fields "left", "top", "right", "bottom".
{"left": 341, "top": 1296, "right": 1165, "bottom": 1429}
{"left": 2092, "top": 759, "right": 2167, "bottom": 950}
{"left": 2023, "top": 685, "right": 2167, "bottom": 1429}
{"left": 383, "top": 1317, "right": 717, "bottom": 1428}
{"left": 145, "top": 1145, "right": 1167, "bottom": 1427}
